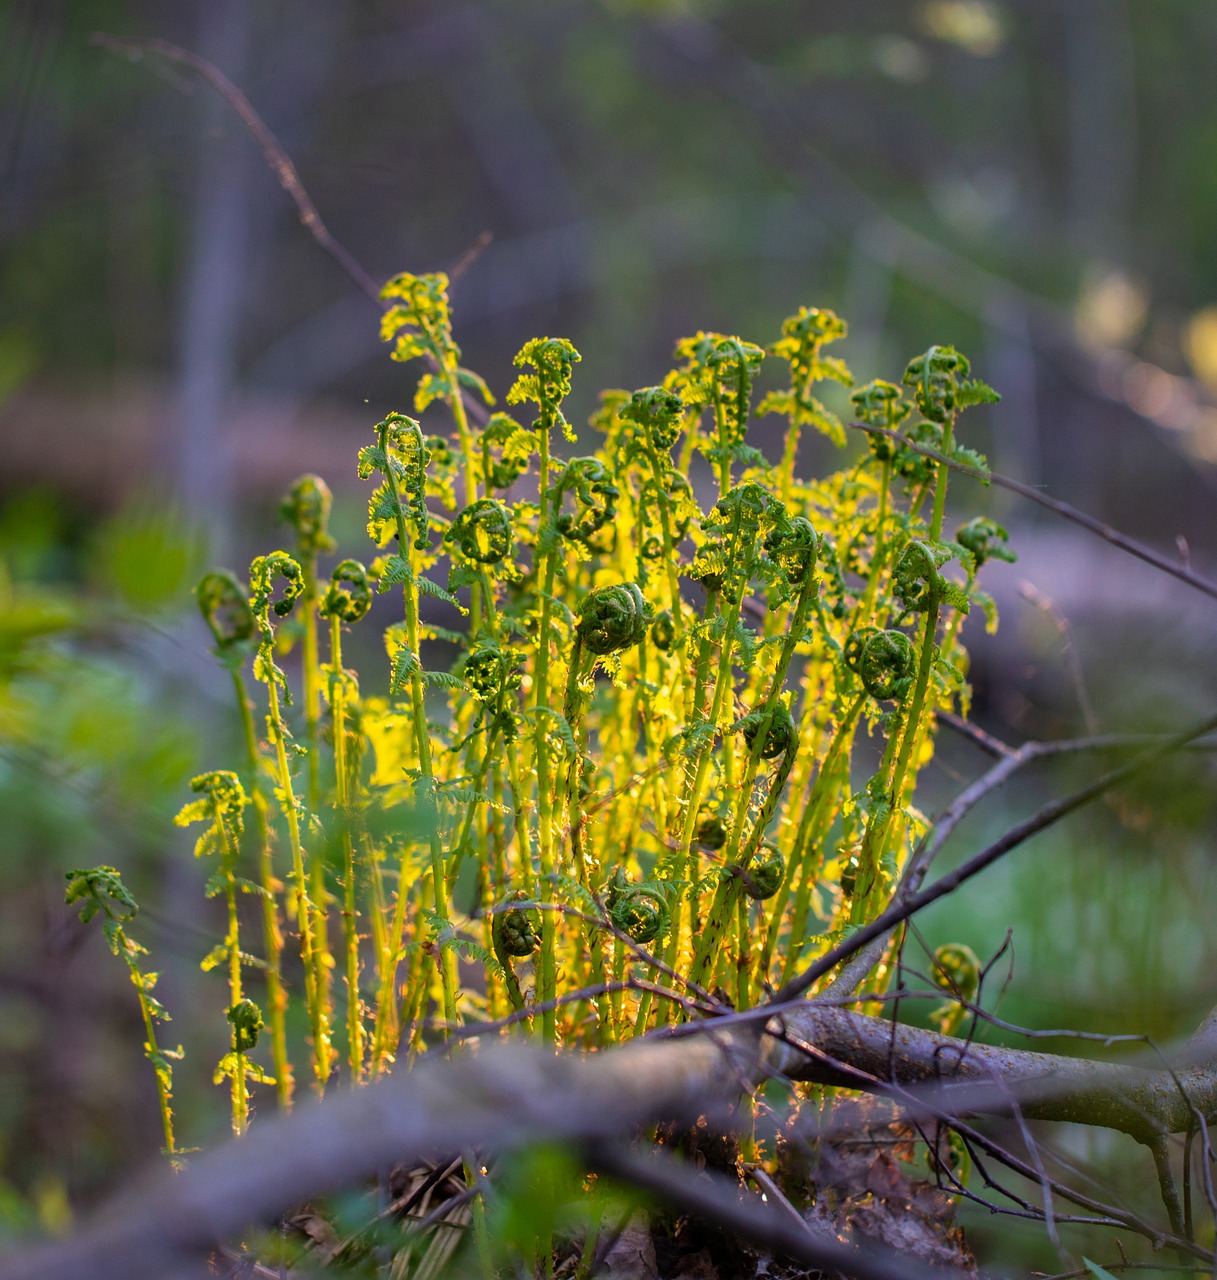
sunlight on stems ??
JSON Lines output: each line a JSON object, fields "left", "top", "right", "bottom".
{"left": 197, "top": 571, "right": 294, "bottom": 1105}
{"left": 280, "top": 476, "right": 337, "bottom": 1076}
{"left": 164, "top": 285, "right": 1006, "bottom": 1143}
{"left": 249, "top": 552, "right": 332, "bottom": 1087}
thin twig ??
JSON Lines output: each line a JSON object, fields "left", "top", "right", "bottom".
{"left": 447, "top": 230, "right": 494, "bottom": 282}
{"left": 772, "top": 708, "right": 1217, "bottom": 1007}
{"left": 89, "top": 33, "right": 384, "bottom": 306}
{"left": 934, "top": 707, "right": 1016, "bottom": 757}
{"left": 849, "top": 978, "right": 1152, "bottom": 1047}
{"left": 848, "top": 421, "right": 1217, "bottom": 604}
{"left": 89, "top": 30, "right": 492, "bottom": 433}
{"left": 821, "top": 727, "right": 1217, "bottom": 1002}
{"left": 777, "top": 1027, "right": 1203, "bottom": 1255}
{"left": 1007, "top": 1093, "right": 1066, "bottom": 1259}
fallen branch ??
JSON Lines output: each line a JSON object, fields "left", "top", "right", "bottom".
{"left": 6, "top": 994, "right": 1217, "bottom": 1280}
{"left": 769, "top": 1003, "right": 1217, "bottom": 1146}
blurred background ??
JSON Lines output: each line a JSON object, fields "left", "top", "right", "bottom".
{"left": 2, "top": 0, "right": 1217, "bottom": 1269}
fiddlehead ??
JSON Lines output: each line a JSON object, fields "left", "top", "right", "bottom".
{"left": 706, "top": 335, "right": 765, "bottom": 446}
{"left": 64, "top": 864, "right": 138, "bottom": 924}
{"left": 320, "top": 559, "right": 373, "bottom": 624}
{"left": 650, "top": 609, "right": 676, "bottom": 652}
{"left": 605, "top": 869, "right": 667, "bottom": 944}
{"left": 956, "top": 516, "right": 1016, "bottom": 569}
{"left": 445, "top": 498, "right": 513, "bottom": 565}
{"left": 575, "top": 582, "right": 653, "bottom": 657}
{"left": 182, "top": 768, "right": 247, "bottom": 826}
{"left": 361, "top": 412, "right": 432, "bottom": 550}
{"left": 196, "top": 570, "right": 256, "bottom": 655}
{"left": 930, "top": 942, "right": 980, "bottom": 1035}
{"left": 380, "top": 271, "right": 494, "bottom": 413}
{"left": 227, "top": 998, "right": 264, "bottom": 1053}
{"left": 621, "top": 385, "right": 684, "bottom": 452}
{"left": 465, "top": 643, "right": 525, "bottom": 706}
{"left": 735, "top": 841, "right": 784, "bottom": 901}
{"left": 493, "top": 896, "right": 542, "bottom": 958}
{"left": 553, "top": 458, "right": 620, "bottom": 547}
{"left": 844, "top": 627, "right": 916, "bottom": 701}
{"left": 851, "top": 379, "right": 911, "bottom": 464}
{"left": 739, "top": 699, "right": 797, "bottom": 760}
{"left": 481, "top": 412, "right": 534, "bottom": 491}
{"left": 464, "top": 642, "right": 524, "bottom": 743}
{"left": 765, "top": 514, "right": 819, "bottom": 587}
{"left": 507, "top": 337, "right": 582, "bottom": 443}
{"left": 903, "top": 346, "right": 956, "bottom": 426}
{"left": 668, "top": 332, "right": 764, "bottom": 490}
{"left": 902, "top": 345, "right": 998, "bottom": 425}
{"left": 892, "top": 540, "right": 944, "bottom": 614}
{"left": 278, "top": 474, "right": 336, "bottom": 557}
{"left": 693, "top": 481, "right": 785, "bottom": 596}
{"left": 248, "top": 551, "right": 306, "bottom": 678}
{"left": 492, "top": 891, "right": 541, "bottom": 1017}
{"left": 760, "top": 305, "right": 853, "bottom": 449}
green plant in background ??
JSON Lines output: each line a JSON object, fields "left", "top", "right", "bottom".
{"left": 95, "top": 277, "right": 1011, "bottom": 1185}
{"left": 0, "top": 503, "right": 202, "bottom": 1186}
{"left": 63, "top": 867, "right": 183, "bottom": 1163}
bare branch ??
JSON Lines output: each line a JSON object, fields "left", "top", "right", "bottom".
{"left": 766, "top": 1003, "right": 1217, "bottom": 1146}
{"left": 772, "top": 708, "right": 1217, "bottom": 1007}
{"left": 89, "top": 33, "right": 385, "bottom": 307}
{"left": 89, "top": 31, "right": 492, "bottom": 433}
{"left": 818, "top": 730, "right": 1172, "bottom": 1002}
{"left": 0, "top": 1035, "right": 756, "bottom": 1280}
{"left": 848, "top": 420, "right": 1217, "bottom": 604}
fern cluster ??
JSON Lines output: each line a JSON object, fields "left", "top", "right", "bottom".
{"left": 72, "top": 275, "right": 1011, "bottom": 1137}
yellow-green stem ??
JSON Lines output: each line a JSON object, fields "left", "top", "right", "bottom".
{"left": 381, "top": 423, "right": 461, "bottom": 1032}
{"left": 132, "top": 974, "right": 177, "bottom": 1160}
{"left": 532, "top": 423, "right": 560, "bottom": 1044}
{"left": 266, "top": 674, "right": 331, "bottom": 1086}
{"left": 851, "top": 599, "right": 941, "bottom": 926}
{"left": 562, "top": 637, "right": 610, "bottom": 1039}
{"left": 231, "top": 667, "right": 292, "bottom": 1107}
{"left": 689, "top": 571, "right": 817, "bottom": 991}
{"left": 330, "top": 615, "right": 364, "bottom": 1084}
{"left": 214, "top": 797, "right": 249, "bottom": 1133}
{"left": 757, "top": 693, "right": 864, "bottom": 995}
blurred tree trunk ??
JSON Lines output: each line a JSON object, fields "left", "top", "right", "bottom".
{"left": 172, "top": 0, "right": 254, "bottom": 553}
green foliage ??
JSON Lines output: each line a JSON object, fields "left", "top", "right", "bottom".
{"left": 93, "top": 277, "right": 1015, "bottom": 1203}
{"left": 64, "top": 866, "right": 183, "bottom": 1160}
{"left": 90, "top": 503, "right": 204, "bottom": 614}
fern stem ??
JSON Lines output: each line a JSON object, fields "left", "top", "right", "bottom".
{"left": 231, "top": 667, "right": 292, "bottom": 1106}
